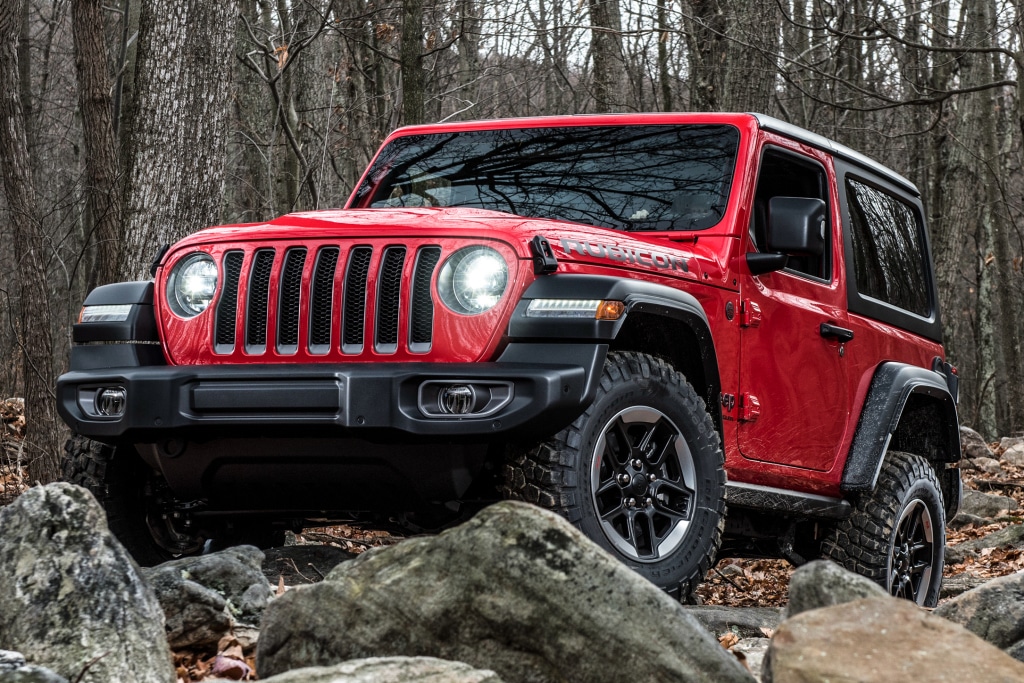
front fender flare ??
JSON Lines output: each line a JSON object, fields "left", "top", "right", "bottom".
{"left": 507, "top": 274, "right": 721, "bottom": 432}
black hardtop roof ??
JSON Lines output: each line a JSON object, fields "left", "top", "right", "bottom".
{"left": 753, "top": 114, "right": 919, "bottom": 198}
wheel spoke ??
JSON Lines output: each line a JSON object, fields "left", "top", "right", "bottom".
{"left": 903, "top": 507, "right": 922, "bottom": 541}
{"left": 594, "top": 477, "right": 620, "bottom": 498}
{"left": 628, "top": 509, "right": 657, "bottom": 560}
{"left": 605, "top": 419, "right": 632, "bottom": 467}
{"left": 600, "top": 501, "right": 625, "bottom": 522}
{"left": 648, "top": 422, "right": 678, "bottom": 468}
{"left": 650, "top": 480, "right": 694, "bottom": 520}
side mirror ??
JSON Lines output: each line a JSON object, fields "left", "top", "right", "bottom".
{"left": 746, "top": 197, "right": 826, "bottom": 275}
{"left": 767, "top": 197, "right": 826, "bottom": 256}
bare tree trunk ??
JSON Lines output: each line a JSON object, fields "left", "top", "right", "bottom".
{"left": 72, "top": 0, "right": 123, "bottom": 289}
{"left": 720, "top": 0, "right": 778, "bottom": 113}
{"left": 0, "top": 0, "right": 59, "bottom": 481}
{"left": 120, "top": 0, "right": 237, "bottom": 279}
{"left": 400, "top": 0, "right": 425, "bottom": 125}
{"left": 685, "top": 0, "right": 725, "bottom": 110}
{"left": 656, "top": 0, "right": 672, "bottom": 111}
{"left": 587, "top": 0, "right": 628, "bottom": 112}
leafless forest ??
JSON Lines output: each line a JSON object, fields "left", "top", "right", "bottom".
{"left": 0, "top": 0, "right": 1022, "bottom": 482}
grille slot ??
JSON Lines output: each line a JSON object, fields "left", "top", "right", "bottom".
{"left": 309, "top": 247, "right": 339, "bottom": 354}
{"left": 214, "top": 251, "right": 244, "bottom": 353}
{"left": 376, "top": 247, "right": 407, "bottom": 353}
{"left": 246, "top": 249, "right": 276, "bottom": 353}
{"left": 277, "top": 248, "right": 307, "bottom": 353}
{"left": 409, "top": 246, "right": 441, "bottom": 352}
{"left": 342, "top": 246, "right": 372, "bottom": 353}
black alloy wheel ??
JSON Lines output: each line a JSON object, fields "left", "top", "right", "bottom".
{"left": 822, "top": 450, "right": 945, "bottom": 607}
{"left": 504, "top": 351, "right": 727, "bottom": 599}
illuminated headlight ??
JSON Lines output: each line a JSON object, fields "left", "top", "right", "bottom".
{"left": 167, "top": 253, "right": 218, "bottom": 317}
{"left": 79, "top": 304, "right": 133, "bottom": 323}
{"left": 438, "top": 246, "right": 508, "bottom": 315}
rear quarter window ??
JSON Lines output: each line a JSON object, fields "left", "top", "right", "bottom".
{"left": 846, "top": 177, "right": 930, "bottom": 317}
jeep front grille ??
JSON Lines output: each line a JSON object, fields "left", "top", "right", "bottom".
{"left": 211, "top": 243, "right": 442, "bottom": 357}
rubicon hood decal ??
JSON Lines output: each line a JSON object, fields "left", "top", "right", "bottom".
{"left": 559, "top": 237, "right": 689, "bottom": 272}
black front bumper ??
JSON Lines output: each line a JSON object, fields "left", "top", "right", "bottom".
{"left": 57, "top": 343, "right": 607, "bottom": 444}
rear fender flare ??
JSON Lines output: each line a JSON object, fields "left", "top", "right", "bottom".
{"left": 841, "top": 362, "right": 961, "bottom": 506}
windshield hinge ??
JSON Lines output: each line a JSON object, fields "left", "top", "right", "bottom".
{"left": 530, "top": 236, "right": 558, "bottom": 275}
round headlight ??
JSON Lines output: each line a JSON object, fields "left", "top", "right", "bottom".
{"left": 167, "top": 253, "right": 218, "bottom": 317}
{"left": 438, "top": 246, "right": 509, "bottom": 315}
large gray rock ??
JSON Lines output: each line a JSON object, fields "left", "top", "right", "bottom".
{"left": 143, "top": 545, "right": 273, "bottom": 649}
{"left": 1004, "top": 444, "right": 1024, "bottom": 467}
{"left": 258, "top": 501, "right": 754, "bottom": 683}
{"left": 940, "top": 572, "right": 989, "bottom": 599}
{"left": 957, "top": 488, "right": 1018, "bottom": 520}
{"left": 1000, "top": 436, "right": 1024, "bottom": 452}
{"left": 946, "top": 523, "right": 1024, "bottom": 565}
{"left": 765, "top": 598, "right": 1024, "bottom": 683}
{"left": 935, "top": 571, "right": 1024, "bottom": 648}
{"left": 0, "top": 483, "right": 174, "bottom": 683}
{"left": 0, "top": 652, "right": 66, "bottom": 683}
{"left": 258, "top": 658, "right": 504, "bottom": 683}
{"left": 971, "top": 456, "right": 1004, "bottom": 475}
{"left": 682, "top": 605, "right": 781, "bottom": 639}
{"left": 783, "top": 560, "right": 888, "bottom": 618}
{"left": 961, "top": 426, "right": 993, "bottom": 460}
{"left": 0, "top": 668, "right": 68, "bottom": 683}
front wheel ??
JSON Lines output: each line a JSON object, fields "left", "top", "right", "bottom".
{"left": 821, "top": 450, "right": 945, "bottom": 606}
{"left": 503, "top": 351, "right": 726, "bottom": 598}
{"left": 63, "top": 436, "right": 209, "bottom": 565}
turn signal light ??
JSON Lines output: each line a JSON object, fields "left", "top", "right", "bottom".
{"left": 596, "top": 300, "right": 625, "bottom": 320}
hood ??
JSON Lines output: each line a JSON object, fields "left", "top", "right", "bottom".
{"left": 168, "top": 206, "right": 732, "bottom": 286}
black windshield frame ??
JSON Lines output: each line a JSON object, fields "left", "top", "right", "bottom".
{"left": 352, "top": 124, "right": 741, "bottom": 232}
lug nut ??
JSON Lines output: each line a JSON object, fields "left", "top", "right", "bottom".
{"left": 632, "top": 459, "right": 643, "bottom": 469}
{"left": 618, "top": 474, "right": 630, "bottom": 485}
{"left": 626, "top": 497, "right": 637, "bottom": 508}
{"left": 645, "top": 497, "right": 654, "bottom": 508}
{"left": 648, "top": 473, "right": 657, "bottom": 482}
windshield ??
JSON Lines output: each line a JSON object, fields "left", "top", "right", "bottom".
{"left": 352, "top": 124, "right": 740, "bottom": 232}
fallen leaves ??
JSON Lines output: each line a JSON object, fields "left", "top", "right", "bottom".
{"left": 698, "top": 559, "right": 794, "bottom": 608}
{"left": 296, "top": 525, "right": 403, "bottom": 555}
{"left": 1, "top": 398, "right": 28, "bottom": 506}
{"left": 175, "top": 636, "right": 255, "bottom": 683}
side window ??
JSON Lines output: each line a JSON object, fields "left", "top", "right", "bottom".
{"left": 846, "top": 178, "right": 929, "bottom": 317}
{"left": 750, "top": 149, "right": 829, "bottom": 280}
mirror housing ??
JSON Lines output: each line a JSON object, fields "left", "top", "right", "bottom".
{"left": 767, "top": 197, "right": 826, "bottom": 256}
{"left": 746, "top": 197, "right": 826, "bottom": 275}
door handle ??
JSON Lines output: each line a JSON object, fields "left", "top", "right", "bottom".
{"left": 820, "top": 323, "right": 854, "bottom": 343}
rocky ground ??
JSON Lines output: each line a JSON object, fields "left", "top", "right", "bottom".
{"left": 4, "top": 398, "right": 1024, "bottom": 681}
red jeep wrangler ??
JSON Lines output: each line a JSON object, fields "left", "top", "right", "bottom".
{"left": 58, "top": 113, "right": 960, "bottom": 605}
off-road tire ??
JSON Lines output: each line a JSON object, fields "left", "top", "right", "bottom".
{"left": 821, "top": 450, "right": 945, "bottom": 607}
{"left": 63, "top": 435, "right": 209, "bottom": 566}
{"left": 64, "top": 435, "right": 286, "bottom": 565}
{"left": 503, "top": 351, "right": 727, "bottom": 599}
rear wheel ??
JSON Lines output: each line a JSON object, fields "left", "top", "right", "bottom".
{"left": 822, "top": 450, "right": 945, "bottom": 606}
{"left": 504, "top": 351, "right": 726, "bottom": 599}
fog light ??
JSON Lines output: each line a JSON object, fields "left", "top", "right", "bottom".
{"left": 438, "top": 385, "right": 474, "bottom": 415}
{"left": 96, "top": 387, "right": 127, "bottom": 417}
